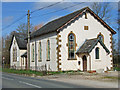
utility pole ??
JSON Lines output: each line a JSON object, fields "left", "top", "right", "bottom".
{"left": 27, "top": 10, "right": 30, "bottom": 70}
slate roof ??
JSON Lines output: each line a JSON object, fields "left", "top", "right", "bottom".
{"left": 21, "top": 51, "right": 27, "bottom": 57}
{"left": 30, "top": 7, "right": 116, "bottom": 39}
{"left": 10, "top": 35, "right": 27, "bottom": 50}
{"left": 30, "top": 7, "right": 87, "bottom": 39}
{"left": 16, "top": 37, "right": 27, "bottom": 49}
{"left": 76, "top": 38, "right": 110, "bottom": 54}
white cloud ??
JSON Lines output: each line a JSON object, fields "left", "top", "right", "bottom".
{"left": 32, "top": 1, "right": 93, "bottom": 12}
{"left": 2, "top": 0, "right": 40, "bottom": 2}
{"left": 2, "top": 0, "right": 119, "bottom": 2}
{"left": 3, "top": 16, "right": 14, "bottom": 24}
{"left": 33, "top": 2, "right": 54, "bottom": 10}
{"left": 2, "top": 0, "right": 63, "bottom": 2}
{"left": 32, "top": 1, "right": 66, "bottom": 10}
{"left": 47, "top": 15, "right": 61, "bottom": 22}
{"left": 32, "top": 2, "right": 81, "bottom": 12}
{"left": 38, "top": 0, "right": 62, "bottom": 2}
{"left": 2, "top": 0, "right": 25, "bottom": 2}
{"left": 38, "top": 0, "right": 119, "bottom": 2}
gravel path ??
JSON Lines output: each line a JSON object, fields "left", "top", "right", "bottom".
{"left": 36, "top": 71, "right": 119, "bottom": 88}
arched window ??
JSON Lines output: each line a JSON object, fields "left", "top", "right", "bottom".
{"left": 97, "top": 33, "right": 104, "bottom": 42}
{"left": 68, "top": 33, "right": 76, "bottom": 59}
{"left": 38, "top": 42, "right": 42, "bottom": 61}
{"left": 95, "top": 47, "right": 99, "bottom": 59}
{"left": 15, "top": 47, "right": 17, "bottom": 61}
{"left": 13, "top": 48, "right": 15, "bottom": 62}
{"left": 31, "top": 44, "right": 34, "bottom": 62}
{"left": 13, "top": 47, "right": 17, "bottom": 62}
{"left": 22, "top": 58, "right": 24, "bottom": 65}
{"left": 47, "top": 40, "right": 50, "bottom": 61}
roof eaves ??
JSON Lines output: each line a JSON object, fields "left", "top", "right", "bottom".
{"left": 9, "top": 35, "right": 15, "bottom": 50}
{"left": 21, "top": 51, "right": 27, "bottom": 57}
{"left": 30, "top": 30, "right": 57, "bottom": 39}
{"left": 88, "top": 39, "right": 99, "bottom": 53}
{"left": 76, "top": 39, "right": 88, "bottom": 54}
{"left": 88, "top": 39, "right": 110, "bottom": 54}
{"left": 87, "top": 8, "right": 116, "bottom": 34}
{"left": 57, "top": 7, "right": 87, "bottom": 32}
{"left": 98, "top": 40, "right": 110, "bottom": 54}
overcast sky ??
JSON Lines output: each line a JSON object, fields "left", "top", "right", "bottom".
{"left": 1, "top": 1, "right": 119, "bottom": 41}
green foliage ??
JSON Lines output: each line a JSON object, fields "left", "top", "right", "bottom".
{"left": 48, "top": 70, "right": 82, "bottom": 75}
{"left": 114, "top": 67, "right": 120, "bottom": 71}
{"left": 103, "top": 76, "right": 120, "bottom": 80}
{"left": 104, "top": 76, "right": 115, "bottom": 79}
{"left": 2, "top": 68, "right": 43, "bottom": 76}
{"left": 48, "top": 71, "right": 63, "bottom": 75}
{"left": 2, "top": 69, "right": 82, "bottom": 76}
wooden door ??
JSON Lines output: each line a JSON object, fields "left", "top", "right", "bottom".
{"left": 25, "top": 58, "right": 27, "bottom": 70}
{"left": 83, "top": 55, "right": 87, "bottom": 71}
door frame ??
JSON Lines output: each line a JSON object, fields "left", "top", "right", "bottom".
{"left": 82, "top": 55, "right": 87, "bottom": 71}
{"left": 25, "top": 57, "right": 27, "bottom": 70}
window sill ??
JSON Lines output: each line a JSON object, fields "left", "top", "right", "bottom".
{"left": 46, "top": 60, "right": 50, "bottom": 61}
{"left": 38, "top": 60, "right": 42, "bottom": 62}
{"left": 95, "top": 59, "right": 101, "bottom": 61}
{"left": 68, "top": 58, "right": 77, "bottom": 60}
{"left": 13, "top": 61, "right": 17, "bottom": 62}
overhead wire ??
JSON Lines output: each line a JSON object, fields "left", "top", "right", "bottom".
{"left": 3, "top": 2, "right": 85, "bottom": 31}
{"left": 31, "top": 2, "right": 85, "bottom": 19}
{"left": 31, "top": 0, "right": 64, "bottom": 14}
{"left": 2, "top": 0, "right": 64, "bottom": 30}
{"left": 2, "top": 14, "right": 27, "bottom": 30}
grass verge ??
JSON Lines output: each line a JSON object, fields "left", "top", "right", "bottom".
{"left": 2, "top": 68, "right": 44, "bottom": 76}
{"left": 2, "top": 68, "right": 83, "bottom": 76}
{"left": 114, "top": 67, "right": 120, "bottom": 71}
{"left": 48, "top": 70, "right": 83, "bottom": 75}
{"left": 102, "top": 76, "right": 120, "bottom": 80}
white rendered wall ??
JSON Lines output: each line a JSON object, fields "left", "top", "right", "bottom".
{"left": 10, "top": 37, "right": 27, "bottom": 69}
{"left": 21, "top": 57, "right": 27, "bottom": 69}
{"left": 59, "top": 12, "right": 112, "bottom": 71}
{"left": 90, "top": 43, "right": 111, "bottom": 71}
{"left": 20, "top": 50, "right": 27, "bottom": 69}
{"left": 10, "top": 37, "right": 20, "bottom": 68}
{"left": 30, "top": 32, "right": 58, "bottom": 71}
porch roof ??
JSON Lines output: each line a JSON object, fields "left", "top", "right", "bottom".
{"left": 76, "top": 38, "right": 110, "bottom": 54}
{"left": 21, "top": 51, "right": 27, "bottom": 57}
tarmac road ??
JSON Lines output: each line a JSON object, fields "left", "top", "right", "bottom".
{"left": 2, "top": 72, "right": 90, "bottom": 88}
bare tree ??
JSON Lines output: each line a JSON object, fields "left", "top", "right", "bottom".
{"left": 91, "top": 2, "right": 112, "bottom": 24}
{"left": 2, "top": 31, "right": 17, "bottom": 67}
{"left": 2, "top": 22, "right": 43, "bottom": 67}
{"left": 34, "top": 23, "right": 43, "bottom": 31}
{"left": 16, "top": 23, "right": 34, "bottom": 40}
{"left": 91, "top": 2, "right": 120, "bottom": 68}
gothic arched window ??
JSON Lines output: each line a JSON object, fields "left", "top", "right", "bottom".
{"left": 68, "top": 33, "right": 76, "bottom": 59}
{"left": 38, "top": 41, "right": 42, "bottom": 61}
{"left": 31, "top": 44, "right": 34, "bottom": 62}
{"left": 95, "top": 47, "right": 99, "bottom": 59}
{"left": 47, "top": 40, "right": 50, "bottom": 61}
{"left": 13, "top": 47, "right": 17, "bottom": 62}
{"left": 13, "top": 48, "right": 15, "bottom": 62}
{"left": 97, "top": 34, "right": 104, "bottom": 42}
{"left": 15, "top": 47, "right": 17, "bottom": 61}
